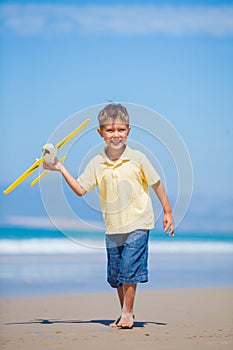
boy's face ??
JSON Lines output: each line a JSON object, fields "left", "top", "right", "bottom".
{"left": 97, "top": 118, "right": 131, "bottom": 151}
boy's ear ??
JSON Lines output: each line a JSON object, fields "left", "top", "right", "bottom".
{"left": 97, "top": 128, "right": 103, "bottom": 137}
{"left": 127, "top": 126, "right": 131, "bottom": 135}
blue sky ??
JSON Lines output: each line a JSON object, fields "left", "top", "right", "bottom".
{"left": 0, "top": 0, "right": 233, "bottom": 231}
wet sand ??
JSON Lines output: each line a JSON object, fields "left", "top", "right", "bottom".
{"left": 0, "top": 287, "right": 232, "bottom": 350}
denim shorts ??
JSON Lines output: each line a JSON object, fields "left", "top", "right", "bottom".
{"left": 105, "top": 229, "right": 149, "bottom": 288}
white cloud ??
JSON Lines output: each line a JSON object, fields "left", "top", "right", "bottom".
{"left": 0, "top": 4, "right": 233, "bottom": 36}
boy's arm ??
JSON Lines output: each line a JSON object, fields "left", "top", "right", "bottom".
{"left": 43, "top": 159, "right": 86, "bottom": 197}
{"left": 151, "top": 180, "right": 174, "bottom": 236}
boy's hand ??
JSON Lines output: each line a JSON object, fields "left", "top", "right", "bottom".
{"left": 43, "top": 157, "right": 63, "bottom": 172}
{"left": 163, "top": 213, "right": 175, "bottom": 236}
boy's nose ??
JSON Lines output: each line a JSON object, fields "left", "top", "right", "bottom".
{"left": 112, "top": 130, "right": 120, "bottom": 137}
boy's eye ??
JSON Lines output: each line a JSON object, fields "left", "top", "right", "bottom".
{"left": 105, "top": 127, "right": 127, "bottom": 133}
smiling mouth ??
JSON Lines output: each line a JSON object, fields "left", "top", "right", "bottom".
{"left": 111, "top": 139, "right": 121, "bottom": 145}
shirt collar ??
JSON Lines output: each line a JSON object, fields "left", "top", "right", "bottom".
{"left": 101, "top": 145, "right": 131, "bottom": 165}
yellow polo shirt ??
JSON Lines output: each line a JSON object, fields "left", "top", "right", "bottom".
{"left": 78, "top": 145, "right": 160, "bottom": 234}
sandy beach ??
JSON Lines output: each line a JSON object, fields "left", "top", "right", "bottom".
{"left": 0, "top": 287, "right": 232, "bottom": 350}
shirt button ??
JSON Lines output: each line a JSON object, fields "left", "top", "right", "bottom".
{"left": 112, "top": 171, "right": 119, "bottom": 178}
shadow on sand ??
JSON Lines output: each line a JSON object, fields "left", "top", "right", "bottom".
{"left": 5, "top": 318, "right": 167, "bottom": 328}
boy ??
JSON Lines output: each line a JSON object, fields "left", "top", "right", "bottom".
{"left": 43, "top": 103, "right": 174, "bottom": 329}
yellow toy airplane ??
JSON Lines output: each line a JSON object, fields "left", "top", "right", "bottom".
{"left": 3, "top": 119, "right": 90, "bottom": 194}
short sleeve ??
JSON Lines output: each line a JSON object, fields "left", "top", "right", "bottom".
{"left": 77, "top": 158, "right": 98, "bottom": 192}
{"left": 139, "top": 153, "right": 160, "bottom": 186}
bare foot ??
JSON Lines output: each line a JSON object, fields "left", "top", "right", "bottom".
{"left": 118, "top": 312, "right": 134, "bottom": 329}
{"left": 109, "top": 316, "right": 121, "bottom": 328}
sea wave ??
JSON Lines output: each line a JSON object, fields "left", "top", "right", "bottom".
{"left": 0, "top": 239, "right": 232, "bottom": 255}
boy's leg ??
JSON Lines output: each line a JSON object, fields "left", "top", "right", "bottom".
{"left": 117, "top": 285, "right": 124, "bottom": 308}
{"left": 109, "top": 286, "right": 123, "bottom": 327}
{"left": 116, "top": 230, "right": 149, "bottom": 328}
{"left": 110, "top": 284, "right": 136, "bottom": 328}
{"left": 123, "top": 283, "right": 137, "bottom": 312}
{"left": 118, "top": 283, "right": 136, "bottom": 328}
{"left": 108, "top": 230, "right": 149, "bottom": 328}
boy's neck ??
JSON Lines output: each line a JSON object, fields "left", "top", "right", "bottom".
{"left": 105, "top": 145, "right": 126, "bottom": 161}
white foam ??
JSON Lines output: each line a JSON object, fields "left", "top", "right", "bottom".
{"left": 0, "top": 239, "right": 232, "bottom": 255}
{"left": 149, "top": 241, "right": 233, "bottom": 254}
{"left": 0, "top": 239, "right": 103, "bottom": 255}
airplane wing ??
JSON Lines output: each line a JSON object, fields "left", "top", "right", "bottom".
{"left": 3, "top": 158, "right": 43, "bottom": 194}
{"left": 3, "top": 118, "right": 90, "bottom": 194}
{"left": 56, "top": 118, "right": 90, "bottom": 150}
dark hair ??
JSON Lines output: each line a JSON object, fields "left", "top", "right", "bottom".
{"left": 98, "top": 103, "right": 129, "bottom": 127}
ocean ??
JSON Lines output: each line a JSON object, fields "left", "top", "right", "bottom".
{"left": 0, "top": 227, "right": 232, "bottom": 297}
